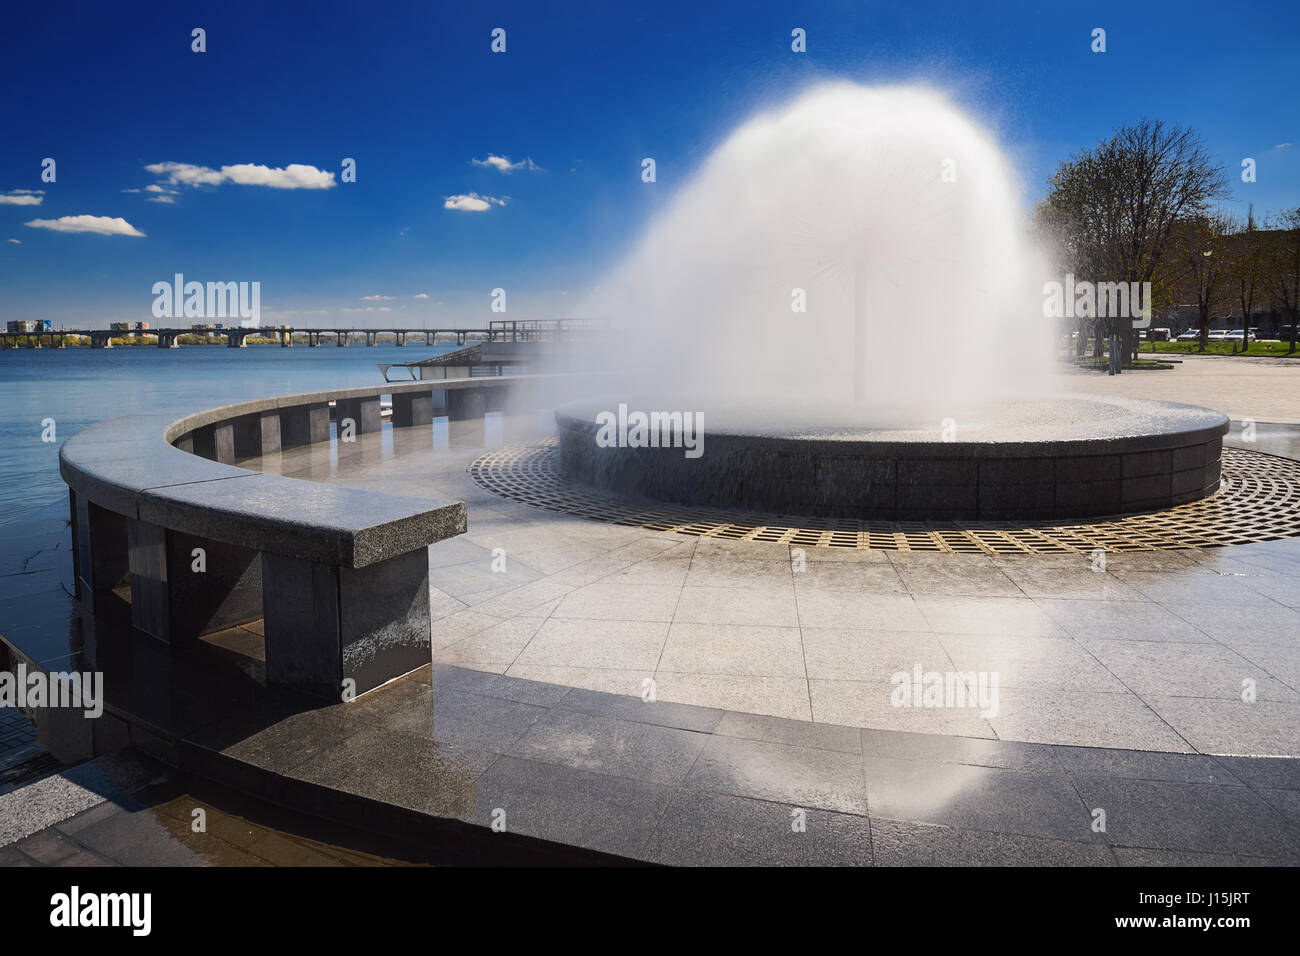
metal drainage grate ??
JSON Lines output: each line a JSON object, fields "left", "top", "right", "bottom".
{"left": 468, "top": 440, "right": 1300, "bottom": 554}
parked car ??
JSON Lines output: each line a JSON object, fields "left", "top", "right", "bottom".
{"left": 1223, "top": 330, "right": 1255, "bottom": 342}
{"left": 1207, "top": 329, "right": 1233, "bottom": 342}
{"left": 1145, "top": 328, "right": 1171, "bottom": 341}
{"left": 1175, "top": 329, "right": 1201, "bottom": 342}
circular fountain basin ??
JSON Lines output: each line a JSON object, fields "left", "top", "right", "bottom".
{"left": 555, "top": 395, "right": 1230, "bottom": 520}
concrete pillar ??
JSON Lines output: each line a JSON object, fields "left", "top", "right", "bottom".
{"left": 335, "top": 396, "right": 382, "bottom": 436}
{"left": 447, "top": 387, "right": 487, "bottom": 421}
{"left": 70, "top": 491, "right": 130, "bottom": 608}
{"left": 395, "top": 331, "right": 405, "bottom": 346}
{"left": 391, "top": 391, "right": 434, "bottom": 428}
{"left": 192, "top": 422, "right": 236, "bottom": 463}
{"left": 261, "top": 548, "right": 432, "bottom": 699}
{"left": 365, "top": 331, "right": 377, "bottom": 347}
{"left": 231, "top": 411, "right": 279, "bottom": 459}
{"left": 280, "top": 403, "right": 330, "bottom": 447}
{"left": 336, "top": 332, "right": 348, "bottom": 347}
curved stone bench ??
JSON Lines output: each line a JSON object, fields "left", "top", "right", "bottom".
{"left": 59, "top": 375, "right": 561, "bottom": 699}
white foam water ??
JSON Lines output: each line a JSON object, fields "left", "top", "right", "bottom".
{"left": 581, "top": 82, "right": 1055, "bottom": 426}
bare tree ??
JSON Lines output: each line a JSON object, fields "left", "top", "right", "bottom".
{"left": 1264, "top": 207, "right": 1300, "bottom": 354}
{"left": 1225, "top": 206, "right": 1264, "bottom": 352}
{"left": 1038, "top": 119, "right": 1228, "bottom": 369}
{"left": 1171, "top": 213, "right": 1232, "bottom": 351}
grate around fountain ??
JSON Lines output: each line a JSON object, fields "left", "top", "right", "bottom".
{"left": 469, "top": 439, "right": 1300, "bottom": 553}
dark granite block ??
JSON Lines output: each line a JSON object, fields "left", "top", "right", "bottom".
{"left": 392, "top": 391, "right": 434, "bottom": 428}
{"left": 1121, "top": 473, "right": 1172, "bottom": 508}
{"left": 213, "top": 421, "right": 236, "bottom": 463}
{"left": 1054, "top": 746, "right": 1240, "bottom": 785}
{"left": 1056, "top": 454, "right": 1121, "bottom": 482}
{"left": 1069, "top": 775, "right": 1300, "bottom": 857}
{"left": 191, "top": 424, "right": 217, "bottom": 461}
{"left": 508, "top": 709, "right": 708, "bottom": 786}
{"left": 1121, "top": 449, "right": 1173, "bottom": 479}
{"left": 643, "top": 789, "right": 873, "bottom": 866}
{"left": 279, "top": 403, "right": 329, "bottom": 447}
{"left": 1171, "top": 443, "right": 1209, "bottom": 471}
{"left": 447, "top": 388, "right": 486, "bottom": 422}
{"left": 257, "top": 409, "right": 281, "bottom": 455}
{"left": 869, "top": 817, "right": 1113, "bottom": 866}
{"left": 558, "top": 687, "right": 726, "bottom": 734}
{"left": 862, "top": 729, "right": 1061, "bottom": 773}
{"left": 231, "top": 413, "right": 264, "bottom": 460}
{"left": 469, "top": 755, "right": 674, "bottom": 857}
{"left": 262, "top": 546, "right": 432, "bottom": 699}
{"left": 862, "top": 756, "right": 1098, "bottom": 843}
{"left": 1053, "top": 479, "right": 1120, "bottom": 515}
{"left": 335, "top": 396, "right": 381, "bottom": 436}
{"left": 980, "top": 458, "right": 1055, "bottom": 484}
{"left": 683, "top": 734, "right": 869, "bottom": 815}
{"left": 75, "top": 498, "right": 129, "bottom": 604}
{"left": 126, "top": 518, "right": 169, "bottom": 642}
{"left": 1171, "top": 464, "right": 1210, "bottom": 496}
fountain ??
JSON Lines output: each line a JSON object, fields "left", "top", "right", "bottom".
{"left": 559, "top": 83, "right": 1227, "bottom": 520}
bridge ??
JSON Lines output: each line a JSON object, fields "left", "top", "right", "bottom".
{"left": 0, "top": 318, "right": 605, "bottom": 350}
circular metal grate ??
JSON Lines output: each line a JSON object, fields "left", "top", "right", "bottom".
{"left": 469, "top": 440, "right": 1300, "bottom": 553}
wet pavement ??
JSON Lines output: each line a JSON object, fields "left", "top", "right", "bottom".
{"left": 1, "top": 383, "right": 1298, "bottom": 866}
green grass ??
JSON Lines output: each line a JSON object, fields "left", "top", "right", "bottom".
{"left": 1141, "top": 340, "right": 1299, "bottom": 356}
{"left": 1072, "top": 356, "right": 1172, "bottom": 370}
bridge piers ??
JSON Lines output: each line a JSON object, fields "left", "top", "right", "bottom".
{"left": 365, "top": 331, "right": 378, "bottom": 347}
{"left": 226, "top": 331, "right": 248, "bottom": 348}
{"left": 91, "top": 332, "right": 114, "bottom": 349}
{"left": 336, "top": 331, "right": 348, "bottom": 346}
{"left": 395, "top": 331, "right": 405, "bottom": 347}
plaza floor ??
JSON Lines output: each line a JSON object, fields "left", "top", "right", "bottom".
{"left": 247, "top": 407, "right": 1300, "bottom": 761}
{"left": 3, "top": 359, "right": 1298, "bottom": 866}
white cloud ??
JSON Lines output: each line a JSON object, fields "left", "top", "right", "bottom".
{"left": 6, "top": 238, "right": 20, "bottom": 244}
{"left": 1274, "top": 142, "right": 1293, "bottom": 150}
{"left": 413, "top": 293, "right": 429, "bottom": 299}
{"left": 472, "top": 154, "right": 540, "bottom": 174}
{"left": 24, "top": 215, "right": 145, "bottom": 237}
{"left": 146, "top": 195, "right": 176, "bottom": 204}
{"left": 362, "top": 294, "right": 395, "bottom": 301}
{"left": 145, "top": 161, "right": 336, "bottom": 190}
{"left": 444, "top": 192, "right": 507, "bottom": 212}
{"left": 121, "top": 188, "right": 141, "bottom": 194}
{"left": 0, "top": 190, "right": 43, "bottom": 206}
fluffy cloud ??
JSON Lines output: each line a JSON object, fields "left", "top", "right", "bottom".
{"left": 24, "top": 215, "right": 145, "bottom": 237}
{"left": 413, "top": 293, "right": 429, "bottom": 299}
{"left": 0, "top": 189, "right": 44, "bottom": 206}
{"left": 444, "top": 193, "right": 507, "bottom": 212}
{"left": 145, "top": 161, "right": 336, "bottom": 190}
{"left": 7, "top": 238, "right": 20, "bottom": 244}
{"left": 362, "top": 294, "right": 395, "bottom": 301}
{"left": 472, "top": 155, "right": 540, "bottom": 174}
{"left": 146, "top": 195, "right": 176, "bottom": 204}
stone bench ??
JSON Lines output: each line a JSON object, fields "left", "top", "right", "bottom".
{"left": 60, "top": 411, "right": 472, "bottom": 701}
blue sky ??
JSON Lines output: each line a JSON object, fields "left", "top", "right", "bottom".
{"left": 1, "top": 0, "right": 1297, "bottom": 328}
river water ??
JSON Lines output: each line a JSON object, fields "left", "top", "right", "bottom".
{"left": 0, "top": 343, "right": 459, "bottom": 527}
